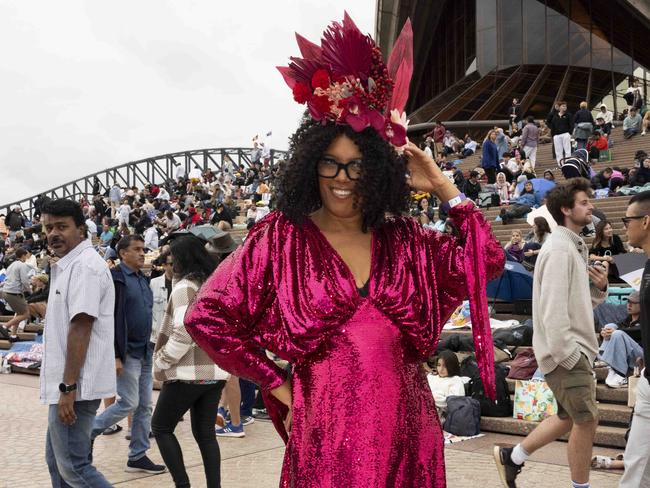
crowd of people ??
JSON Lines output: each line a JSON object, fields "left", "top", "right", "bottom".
{"left": 1, "top": 18, "right": 650, "bottom": 483}
{"left": 0, "top": 138, "right": 648, "bottom": 488}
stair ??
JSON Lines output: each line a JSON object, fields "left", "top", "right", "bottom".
{"left": 482, "top": 376, "right": 631, "bottom": 449}
{"left": 446, "top": 125, "right": 644, "bottom": 246}
{"left": 439, "top": 328, "right": 632, "bottom": 448}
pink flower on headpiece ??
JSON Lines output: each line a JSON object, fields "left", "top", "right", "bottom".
{"left": 381, "top": 109, "right": 409, "bottom": 150}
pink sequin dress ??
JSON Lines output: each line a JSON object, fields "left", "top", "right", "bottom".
{"left": 185, "top": 204, "right": 504, "bottom": 487}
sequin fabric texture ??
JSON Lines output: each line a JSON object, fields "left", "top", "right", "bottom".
{"left": 185, "top": 205, "right": 504, "bottom": 487}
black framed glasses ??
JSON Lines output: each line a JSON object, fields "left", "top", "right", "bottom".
{"left": 622, "top": 215, "right": 648, "bottom": 228}
{"left": 317, "top": 158, "right": 363, "bottom": 181}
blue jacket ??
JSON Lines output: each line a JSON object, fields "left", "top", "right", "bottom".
{"left": 110, "top": 265, "right": 151, "bottom": 361}
{"left": 481, "top": 140, "right": 499, "bottom": 169}
{"left": 514, "top": 192, "right": 538, "bottom": 208}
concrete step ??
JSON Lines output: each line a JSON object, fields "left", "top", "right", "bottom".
{"left": 505, "top": 377, "right": 629, "bottom": 404}
{"left": 0, "top": 315, "right": 14, "bottom": 323}
{"left": 23, "top": 323, "right": 43, "bottom": 333}
{"left": 480, "top": 416, "right": 627, "bottom": 448}
{"left": 0, "top": 340, "right": 10, "bottom": 350}
{"left": 9, "top": 365, "right": 39, "bottom": 375}
{"left": 16, "top": 332, "right": 36, "bottom": 341}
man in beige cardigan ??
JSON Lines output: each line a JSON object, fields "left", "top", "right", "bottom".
{"left": 494, "top": 178, "right": 609, "bottom": 488}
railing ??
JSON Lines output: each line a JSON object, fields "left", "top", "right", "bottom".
{"left": 2, "top": 147, "right": 290, "bottom": 220}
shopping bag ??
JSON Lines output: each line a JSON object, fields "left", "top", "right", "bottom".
{"left": 512, "top": 379, "right": 558, "bottom": 422}
{"left": 598, "top": 149, "right": 612, "bottom": 162}
{"left": 628, "top": 366, "right": 641, "bottom": 408}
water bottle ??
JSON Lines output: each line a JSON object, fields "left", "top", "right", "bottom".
{"left": 1, "top": 358, "right": 11, "bottom": 374}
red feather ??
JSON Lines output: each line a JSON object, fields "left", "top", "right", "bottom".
{"left": 277, "top": 66, "right": 297, "bottom": 89}
{"left": 321, "top": 17, "right": 373, "bottom": 80}
{"left": 386, "top": 19, "right": 413, "bottom": 112}
{"left": 295, "top": 33, "right": 323, "bottom": 62}
{"left": 288, "top": 56, "right": 325, "bottom": 86}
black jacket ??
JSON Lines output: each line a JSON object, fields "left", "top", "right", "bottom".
{"left": 111, "top": 266, "right": 150, "bottom": 361}
{"left": 548, "top": 112, "right": 573, "bottom": 136}
{"left": 573, "top": 109, "right": 594, "bottom": 126}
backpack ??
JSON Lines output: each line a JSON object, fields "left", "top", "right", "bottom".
{"left": 492, "top": 322, "right": 534, "bottom": 348}
{"left": 507, "top": 349, "right": 538, "bottom": 380}
{"left": 443, "top": 396, "right": 481, "bottom": 436}
{"left": 460, "top": 355, "right": 513, "bottom": 417}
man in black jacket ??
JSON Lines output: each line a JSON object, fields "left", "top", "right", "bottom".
{"left": 90, "top": 235, "right": 166, "bottom": 475}
{"left": 548, "top": 101, "right": 573, "bottom": 165}
{"left": 619, "top": 190, "right": 650, "bottom": 487}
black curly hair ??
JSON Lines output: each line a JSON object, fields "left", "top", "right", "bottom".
{"left": 276, "top": 116, "right": 411, "bottom": 231}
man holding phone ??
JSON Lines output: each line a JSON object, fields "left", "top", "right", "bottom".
{"left": 494, "top": 179, "right": 608, "bottom": 488}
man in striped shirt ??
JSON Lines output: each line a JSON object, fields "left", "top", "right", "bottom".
{"left": 40, "top": 199, "right": 114, "bottom": 487}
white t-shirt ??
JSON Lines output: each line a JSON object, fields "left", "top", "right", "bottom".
{"left": 427, "top": 374, "right": 466, "bottom": 409}
{"left": 505, "top": 158, "right": 520, "bottom": 174}
{"left": 144, "top": 226, "right": 159, "bottom": 250}
{"left": 156, "top": 188, "right": 170, "bottom": 201}
{"left": 465, "top": 140, "right": 478, "bottom": 152}
{"left": 118, "top": 204, "right": 131, "bottom": 222}
{"left": 85, "top": 218, "right": 97, "bottom": 240}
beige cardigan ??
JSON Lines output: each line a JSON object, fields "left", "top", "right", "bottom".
{"left": 153, "top": 278, "right": 229, "bottom": 382}
{"left": 532, "top": 226, "right": 607, "bottom": 374}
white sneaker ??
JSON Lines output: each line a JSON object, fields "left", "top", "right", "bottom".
{"left": 605, "top": 368, "right": 628, "bottom": 388}
{"left": 642, "top": 131, "right": 646, "bottom": 136}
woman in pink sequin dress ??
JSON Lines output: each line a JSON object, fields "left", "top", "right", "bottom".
{"left": 185, "top": 14, "right": 504, "bottom": 488}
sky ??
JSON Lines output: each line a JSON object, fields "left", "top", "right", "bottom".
{"left": 0, "top": 1, "right": 375, "bottom": 205}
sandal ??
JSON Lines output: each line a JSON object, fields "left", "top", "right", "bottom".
{"left": 591, "top": 455, "right": 612, "bottom": 469}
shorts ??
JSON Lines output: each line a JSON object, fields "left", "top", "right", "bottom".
{"left": 1, "top": 291, "right": 28, "bottom": 315}
{"left": 545, "top": 353, "right": 598, "bottom": 424}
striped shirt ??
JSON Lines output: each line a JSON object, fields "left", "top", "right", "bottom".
{"left": 40, "top": 240, "right": 116, "bottom": 405}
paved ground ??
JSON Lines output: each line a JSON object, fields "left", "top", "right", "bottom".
{"left": 0, "top": 373, "right": 623, "bottom": 487}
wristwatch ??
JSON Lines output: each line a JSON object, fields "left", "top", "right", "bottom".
{"left": 58, "top": 382, "right": 77, "bottom": 394}
{"left": 440, "top": 193, "right": 467, "bottom": 212}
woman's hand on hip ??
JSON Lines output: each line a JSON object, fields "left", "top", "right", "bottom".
{"left": 270, "top": 379, "right": 292, "bottom": 409}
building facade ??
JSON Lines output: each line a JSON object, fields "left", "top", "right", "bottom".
{"left": 376, "top": 0, "right": 650, "bottom": 124}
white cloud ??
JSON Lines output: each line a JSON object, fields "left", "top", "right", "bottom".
{"left": 0, "top": 0, "right": 375, "bottom": 205}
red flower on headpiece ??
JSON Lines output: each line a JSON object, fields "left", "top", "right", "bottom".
{"left": 311, "top": 95, "right": 331, "bottom": 117}
{"left": 311, "top": 69, "right": 331, "bottom": 90}
{"left": 292, "top": 82, "right": 312, "bottom": 104}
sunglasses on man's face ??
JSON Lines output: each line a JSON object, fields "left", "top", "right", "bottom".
{"left": 622, "top": 215, "right": 648, "bottom": 228}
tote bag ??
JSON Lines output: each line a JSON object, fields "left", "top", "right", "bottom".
{"left": 513, "top": 379, "right": 558, "bottom": 422}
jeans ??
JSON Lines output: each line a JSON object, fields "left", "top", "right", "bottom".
{"left": 624, "top": 128, "right": 639, "bottom": 139}
{"left": 152, "top": 381, "right": 226, "bottom": 488}
{"left": 483, "top": 167, "right": 496, "bottom": 184}
{"left": 620, "top": 375, "right": 650, "bottom": 487}
{"left": 239, "top": 378, "right": 257, "bottom": 417}
{"left": 599, "top": 327, "right": 644, "bottom": 376}
{"left": 91, "top": 352, "right": 153, "bottom": 461}
{"left": 46, "top": 399, "right": 112, "bottom": 488}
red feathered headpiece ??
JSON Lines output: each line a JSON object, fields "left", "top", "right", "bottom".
{"left": 278, "top": 12, "right": 413, "bottom": 150}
